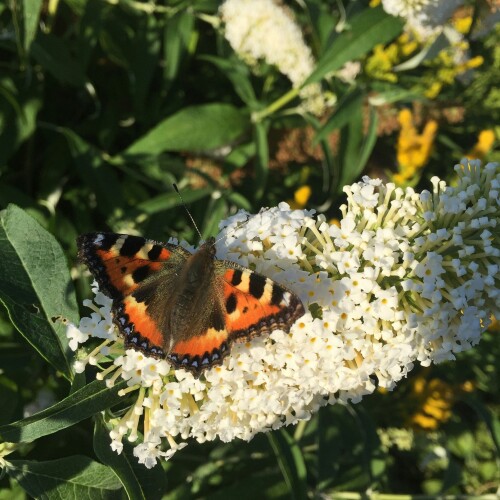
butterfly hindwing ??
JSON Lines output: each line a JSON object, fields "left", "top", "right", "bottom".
{"left": 115, "top": 294, "right": 167, "bottom": 357}
{"left": 167, "top": 263, "right": 305, "bottom": 372}
{"left": 167, "top": 308, "right": 230, "bottom": 371}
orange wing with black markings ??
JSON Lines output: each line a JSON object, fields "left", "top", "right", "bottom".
{"left": 166, "top": 265, "right": 305, "bottom": 372}
{"left": 77, "top": 233, "right": 178, "bottom": 299}
{"left": 221, "top": 266, "right": 305, "bottom": 342}
{"left": 167, "top": 309, "right": 230, "bottom": 372}
{"left": 77, "top": 232, "right": 184, "bottom": 358}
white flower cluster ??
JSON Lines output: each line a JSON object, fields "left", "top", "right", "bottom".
{"left": 69, "top": 159, "right": 499, "bottom": 468}
{"left": 381, "top": 0, "right": 463, "bottom": 40}
{"left": 219, "top": 0, "right": 328, "bottom": 116}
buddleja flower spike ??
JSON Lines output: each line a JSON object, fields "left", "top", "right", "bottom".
{"left": 69, "top": 159, "right": 499, "bottom": 468}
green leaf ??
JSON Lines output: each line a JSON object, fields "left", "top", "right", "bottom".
{"left": 253, "top": 121, "right": 269, "bottom": 200}
{"left": 0, "top": 77, "right": 42, "bottom": 165}
{"left": 22, "top": 0, "right": 43, "bottom": 52}
{"left": 122, "top": 104, "right": 249, "bottom": 157}
{"left": 31, "top": 33, "right": 87, "bottom": 86}
{"left": 337, "top": 106, "right": 378, "bottom": 191}
{"left": 0, "top": 478, "right": 27, "bottom": 500}
{"left": 460, "top": 393, "right": 500, "bottom": 456}
{"left": 368, "top": 85, "right": 422, "bottom": 105}
{"left": 77, "top": 0, "right": 108, "bottom": 70}
{"left": 225, "top": 191, "right": 252, "bottom": 211}
{"left": 163, "top": 10, "right": 195, "bottom": 84}
{"left": 44, "top": 125, "right": 125, "bottom": 217}
{"left": 0, "top": 205, "right": 77, "bottom": 380}
{"left": 137, "top": 187, "right": 212, "bottom": 215}
{"left": 0, "top": 377, "right": 18, "bottom": 425}
{"left": 201, "top": 196, "right": 228, "bottom": 239}
{"left": 0, "top": 379, "right": 127, "bottom": 443}
{"left": 440, "top": 457, "right": 462, "bottom": 493}
{"left": 5, "top": 456, "right": 122, "bottom": 499}
{"left": 353, "top": 107, "right": 378, "bottom": 180}
{"left": 129, "top": 14, "right": 161, "bottom": 113}
{"left": 94, "top": 416, "right": 167, "bottom": 500}
{"left": 305, "top": 7, "right": 404, "bottom": 85}
{"left": 267, "top": 430, "right": 307, "bottom": 500}
{"left": 313, "top": 89, "right": 364, "bottom": 144}
{"left": 202, "top": 55, "right": 257, "bottom": 106}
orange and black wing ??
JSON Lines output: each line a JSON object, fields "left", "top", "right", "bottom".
{"left": 221, "top": 266, "right": 305, "bottom": 342}
{"left": 77, "top": 232, "right": 178, "bottom": 299}
{"left": 167, "top": 308, "right": 230, "bottom": 372}
{"left": 167, "top": 264, "right": 305, "bottom": 373}
{"left": 77, "top": 232, "right": 185, "bottom": 357}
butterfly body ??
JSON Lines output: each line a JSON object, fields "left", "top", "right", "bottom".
{"left": 77, "top": 232, "right": 305, "bottom": 374}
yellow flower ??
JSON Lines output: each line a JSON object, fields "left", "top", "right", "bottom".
{"left": 407, "top": 374, "right": 476, "bottom": 431}
{"left": 410, "top": 377, "right": 454, "bottom": 430}
{"left": 369, "top": 0, "right": 381, "bottom": 6}
{"left": 423, "top": 45, "right": 484, "bottom": 99}
{"left": 365, "top": 35, "right": 419, "bottom": 83}
{"left": 394, "top": 109, "right": 438, "bottom": 184}
{"left": 453, "top": 16, "right": 473, "bottom": 35}
{"left": 488, "top": 315, "right": 500, "bottom": 332}
{"left": 425, "top": 81, "right": 443, "bottom": 99}
{"left": 467, "top": 130, "right": 496, "bottom": 160}
{"left": 288, "top": 185, "right": 311, "bottom": 209}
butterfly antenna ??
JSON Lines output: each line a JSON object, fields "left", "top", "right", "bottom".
{"left": 214, "top": 212, "right": 251, "bottom": 246}
{"left": 173, "top": 184, "right": 204, "bottom": 241}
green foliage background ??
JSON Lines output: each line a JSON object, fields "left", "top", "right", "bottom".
{"left": 0, "top": 0, "right": 498, "bottom": 498}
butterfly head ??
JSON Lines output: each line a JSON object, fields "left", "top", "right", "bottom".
{"left": 200, "top": 236, "right": 217, "bottom": 259}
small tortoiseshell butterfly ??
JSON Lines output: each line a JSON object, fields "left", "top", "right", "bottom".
{"left": 77, "top": 233, "right": 305, "bottom": 374}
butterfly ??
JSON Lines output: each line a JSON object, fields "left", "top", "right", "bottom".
{"left": 77, "top": 232, "right": 305, "bottom": 375}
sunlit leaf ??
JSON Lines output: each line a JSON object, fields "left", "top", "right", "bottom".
{"left": 0, "top": 205, "right": 76, "bottom": 379}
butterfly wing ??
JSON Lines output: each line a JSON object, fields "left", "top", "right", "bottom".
{"left": 77, "top": 232, "right": 182, "bottom": 298}
{"left": 166, "top": 306, "right": 230, "bottom": 372}
{"left": 167, "top": 262, "right": 305, "bottom": 372}
{"left": 221, "top": 264, "right": 305, "bottom": 342}
{"left": 77, "top": 232, "right": 189, "bottom": 356}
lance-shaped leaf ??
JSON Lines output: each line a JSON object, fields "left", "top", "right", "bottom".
{"left": 5, "top": 455, "right": 122, "bottom": 499}
{"left": 0, "top": 379, "right": 127, "bottom": 443}
{"left": 0, "top": 205, "right": 77, "bottom": 380}
{"left": 121, "top": 103, "right": 249, "bottom": 158}
{"left": 304, "top": 7, "right": 403, "bottom": 85}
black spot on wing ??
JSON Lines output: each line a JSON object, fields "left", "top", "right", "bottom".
{"left": 98, "top": 233, "right": 119, "bottom": 251}
{"left": 132, "top": 284, "right": 155, "bottom": 305}
{"left": 120, "top": 236, "right": 146, "bottom": 257}
{"left": 226, "top": 293, "right": 237, "bottom": 314}
{"left": 248, "top": 273, "right": 266, "bottom": 299}
{"left": 147, "top": 245, "right": 162, "bottom": 260}
{"left": 231, "top": 269, "right": 242, "bottom": 286}
{"left": 209, "top": 309, "right": 225, "bottom": 332}
{"left": 271, "top": 285, "right": 284, "bottom": 306}
{"left": 77, "top": 233, "right": 118, "bottom": 254}
{"left": 132, "top": 264, "right": 150, "bottom": 283}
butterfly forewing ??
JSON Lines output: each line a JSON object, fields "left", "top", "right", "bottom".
{"left": 221, "top": 265, "right": 305, "bottom": 342}
{"left": 77, "top": 233, "right": 178, "bottom": 299}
